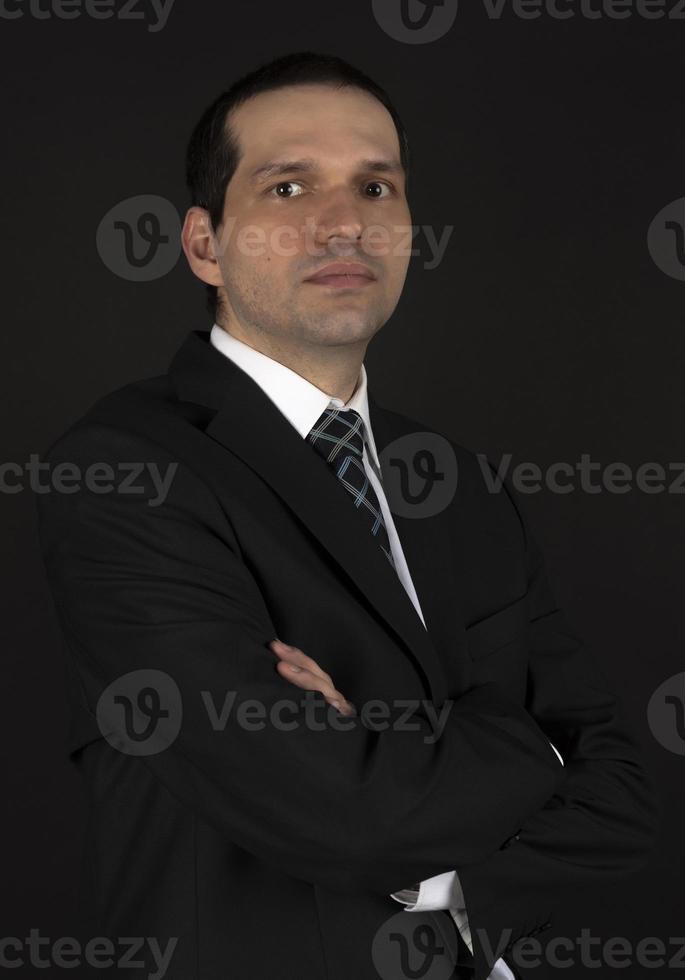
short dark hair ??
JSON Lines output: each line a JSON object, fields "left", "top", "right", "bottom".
{"left": 185, "top": 51, "right": 411, "bottom": 321}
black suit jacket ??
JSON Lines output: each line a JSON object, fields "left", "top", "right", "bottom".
{"left": 36, "top": 330, "right": 660, "bottom": 980}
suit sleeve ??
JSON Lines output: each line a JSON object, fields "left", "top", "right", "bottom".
{"left": 36, "top": 422, "right": 565, "bottom": 897}
{"left": 454, "top": 474, "right": 662, "bottom": 978}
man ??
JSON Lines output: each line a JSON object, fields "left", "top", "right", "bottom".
{"left": 37, "top": 52, "right": 659, "bottom": 980}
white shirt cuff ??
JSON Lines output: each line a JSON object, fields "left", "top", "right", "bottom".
{"left": 391, "top": 870, "right": 463, "bottom": 911}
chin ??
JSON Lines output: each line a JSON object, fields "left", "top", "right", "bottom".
{"left": 303, "top": 314, "right": 382, "bottom": 347}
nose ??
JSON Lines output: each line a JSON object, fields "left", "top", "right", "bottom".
{"left": 307, "top": 191, "right": 365, "bottom": 250}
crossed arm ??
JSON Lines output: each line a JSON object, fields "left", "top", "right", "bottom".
{"left": 270, "top": 637, "right": 472, "bottom": 928}
{"left": 37, "top": 425, "right": 566, "bottom": 899}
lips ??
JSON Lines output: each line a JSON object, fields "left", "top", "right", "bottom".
{"left": 304, "top": 262, "right": 376, "bottom": 282}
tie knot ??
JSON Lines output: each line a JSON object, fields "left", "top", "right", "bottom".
{"left": 307, "top": 407, "right": 366, "bottom": 465}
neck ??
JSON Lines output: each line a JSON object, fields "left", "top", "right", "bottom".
{"left": 216, "top": 322, "right": 365, "bottom": 404}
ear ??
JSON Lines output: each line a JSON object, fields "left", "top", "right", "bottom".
{"left": 181, "top": 207, "right": 224, "bottom": 287}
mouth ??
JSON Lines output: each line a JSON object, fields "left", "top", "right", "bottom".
{"left": 303, "top": 263, "right": 377, "bottom": 290}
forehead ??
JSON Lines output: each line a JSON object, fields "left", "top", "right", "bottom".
{"left": 228, "top": 84, "right": 401, "bottom": 171}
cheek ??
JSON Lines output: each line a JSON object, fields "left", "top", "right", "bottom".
{"left": 223, "top": 232, "right": 290, "bottom": 289}
{"left": 266, "top": 223, "right": 308, "bottom": 263}
{"left": 236, "top": 217, "right": 310, "bottom": 275}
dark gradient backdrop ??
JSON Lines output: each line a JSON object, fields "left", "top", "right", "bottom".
{"left": 1, "top": 2, "right": 682, "bottom": 977}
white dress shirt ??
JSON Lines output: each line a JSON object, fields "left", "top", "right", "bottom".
{"left": 209, "top": 323, "right": 525, "bottom": 980}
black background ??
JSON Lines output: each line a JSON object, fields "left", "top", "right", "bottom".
{"left": 1, "top": 0, "right": 683, "bottom": 976}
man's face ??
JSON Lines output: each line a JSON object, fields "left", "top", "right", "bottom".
{"left": 212, "top": 83, "right": 412, "bottom": 350}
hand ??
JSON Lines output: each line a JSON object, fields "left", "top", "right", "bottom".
{"left": 269, "top": 639, "right": 356, "bottom": 716}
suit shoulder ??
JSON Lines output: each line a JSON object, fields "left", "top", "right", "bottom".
{"left": 34, "top": 371, "right": 224, "bottom": 540}
{"left": 40, "top": 372, "right": 194, "bottom": 466}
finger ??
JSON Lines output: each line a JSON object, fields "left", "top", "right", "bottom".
{"left": 274, "top": 661, "right": 355, "bottom": 715}
{"left": 329, "top": 697, "right": 357, "bottom": 717}
{"left": 270, "top": 640, "right": 353, "bottom": 714}
{"left": 275, "top": 660, "right": 337, "bottom": 699}
{"left": 269, "top": 640, "right": 332, "bottom": 682}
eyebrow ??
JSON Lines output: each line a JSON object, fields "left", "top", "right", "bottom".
{"left": 248, "top": 157, "right": 404, "bottom": 184}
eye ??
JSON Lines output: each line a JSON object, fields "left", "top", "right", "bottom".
{"left": 364, "top": 181, "right": 393, "bottom": 199}
{"left": 269, "top": 181, "right": 305, "bottom": 198}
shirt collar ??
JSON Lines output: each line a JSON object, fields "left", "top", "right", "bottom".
{"left": 209, "top": 324, "right": 381, "bottom": 470}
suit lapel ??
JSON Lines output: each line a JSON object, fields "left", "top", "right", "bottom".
{"left": 169, "top": 331, "right": 450, "bottom": 705}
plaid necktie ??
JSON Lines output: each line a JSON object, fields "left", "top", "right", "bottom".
{"left": 306, "top": 407, "right": 396, "bottom": 571}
